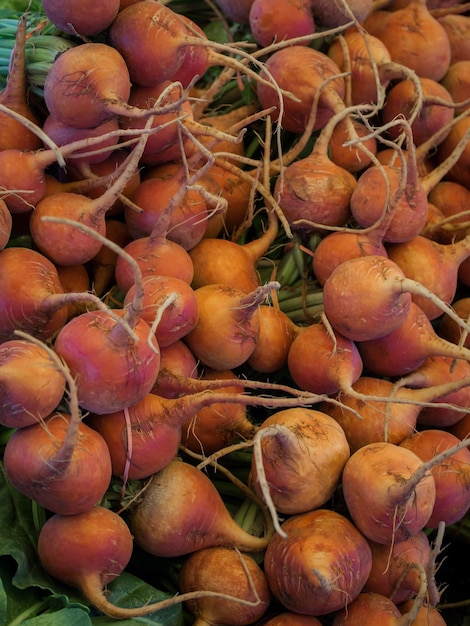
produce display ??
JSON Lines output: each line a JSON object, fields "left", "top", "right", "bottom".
{"left": 2, "top": 0, "right": 470, "bottom": 624}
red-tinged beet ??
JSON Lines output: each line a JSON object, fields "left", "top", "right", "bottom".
{"left": 0, "top": 15, "right": 43, "bottom": 151}
{"left": 342, "top": 441, "right": 443, "bottom": 544}
{"left": 124, "top": 174, "right": 209, "bottom": 250}
{"left": 54, "top": 309, "right": 160, "bottom": 415}
{"left": 89, "top": 382, "right": 311, "bottom": 480}
{"left": 311, "top": 0, "right": 373, "bottom": 27}
{"left": 321, "top": 255, "right": 470, "bottom": 342}
{"left": 42, "top": 115, "right": 121, "bottom": 166}
{"left": 38, "top": 505, "right": 259, "bottom": 618}
{"left": 180, "top": 369, "right": 256, "bottom": 456}
{"left": 0, "top": 247, "right": 69, "bottom": 343}
{"left": 427, "top": 180, "right": 470, "bottom": 244}
{"left": 387, "top": 234, "right": 470, "bottom": 320}
{"left": 381, "top": 77, "right": 454, "bottom": 147}
{"left": 49, "top": 218, "right": 162, "bottom": 414}
{"left": 250, "top": 407, "right": 350, "bottom": 514}
{"left": 42, "top": 0, "right": 120, "bottom": 35}
{"left": 30, "top": 121, "right": 152, "bottom": 266}
{"left": 437, "top": 13, "right": 470, "bottom": 64}
{"left": 115, "top": 233, "right": 194, "bottom": 294}
{"left": 263, "top": 508, "right": 372, "bottom": 616}
{"left": 256, "top": 45, "right": 346, "bottom": 134}
{"left": 118, "top": 80, "right": 196, "bottom": 166}
{"left": 214, "top": 0, "right": 254, "bottom": 24}
{"left": 38, "top": 507, "right": 134, "bottom": 605}
{"left": 0, "top": 338, "right": 65, "bottom": 428}
{"left": 331, "top": 592, "right": 403, "bottom": 625}
{"left": 4, "top": 341, "right": 112, "bottom": 515}
{"left": 0, "top": 120, "right": 152, "bottom": 213}
{"left": 108, "top": 1, "right": 278, "bottom": 91}
{"left": 399, "top": 429, "right": 470, "bottom": 527}
{"left": 123, "top": 275, "right": 199, "bottom": 347}
{"left": 184, "top": 282, "right": 279, "bottom": 370}
{"left": 405, "top": 356, "right": 470, "bottom": 428}
{"left": 128, "top": 458, "right": 271, "bottom": 557}
{"left": 364, "top": 532, "right": 432, "bottom": 605}
{"left": 150, "top": 340, "right": 198, "bottom": 398}
{"left": 179, "top": 546, "right": 272, "bottom": 625}
{"left": 4, "top": 412, "right": 112, "bottom": 514}
{"left": 327, "top": 116, "right": 378, "bottom": 173}
{"left": 43, "top": 42, "right": 175, "bottom": 129}
{"left": 357, "top": 302, "right": 470, "bottom": 377}
{"left": 287, "top": 320, "right": 363, "bottom": 395}
{"left": 249, "top": 0, "right": 316, "bottom": 48}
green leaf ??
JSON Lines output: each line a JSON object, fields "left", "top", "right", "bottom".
{"left": 0, "top": 463, "right": 49, "bottom": 590}
{"left": 91, "top": 572, "right": 183, "bottom": 626}
{"left": 21, "top": 608, "right": 92, "bottom": 626}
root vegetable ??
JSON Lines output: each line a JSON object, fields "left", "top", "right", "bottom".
{"left": 46, "top": 217, "right": 161, "bottom": 414}
{"left": 327, "top": 27, "right": 392, "bottom": 106}
{"left": 189, "top": 207, "right": 279, "bottom": 292}
{"left": 0, "top": 338, "right": 65, "bottom": 428}
{"left": 88, "top": 381, "right": 313, "bottom": 480}
{"left": 41, "top": 0, "right": 120, "bottom": 35}
{"left": 256, "top": 45, "right": 346, "bottom": 134}
{"left": 321, "top": 374, "right": 470, "bottom": 452}
{"left": 287, "top": 320, "right": 363, "bottom": 395}
{"left": 249, "top": 0, "right": 316, "bottom": 48}
{"left": 364, "top": 532, "right": 432, "bottom": 604}
{"left": 399, "top": 429, "right": 470, "bottom": 527}
{"left": 38, "top": 504, "right": 261, "bottom": 618}
{"left": 42, "top": 116, "right": 121, "bottom": 166}
{"left": 311, "top": 0, "right": 373, "bottom": 26}
{"left": 3, "top": 338, "right": 112, "bottom": 515}
{"left": 30, "top": 118, "right": 152, "bottom": 266}
{"left": 381, "top": 77, "right": 454, "bottom": 147}
{"left": 0, "top": 247, "right": 68, "bottom": 343}
{"left": 322, "top": 255, "right": 470, "bottom": 342}
{"left": 250, "top": 407, "right": 350, "bottom": 514}
{"left": 184, "top": 282, "right": 279, "bottom": 370}
{"left": 124, "top": 173, "right": 210, "bottom": 250}
{"left": 180, "top": 369, "right": 255, "bottom": 456}
{"left": 128, "top": 458, "right": 271, "bottom": 557}
{"left": 312, "top": 229, "right": 388, "bottom": 286}
{"left": 247, "top": 305, "right": 298, "bottom": 373}
{"left": 150, "top": 340, "right": 198, "bottom": 398}
{"left": 437, "top": 296, "right": 470, "bottom": 349}
{"left": 123, "top": 274, "right": 199, "bottom": 347}
{"left": 387, "top": 234, "right": 470, "bottom": 320}
{"left": 263, "top": 508, "right": 373, "bottom": 615}
{"left": 357, "top": 302, "right": 470, "bottom": 377}
{"left": 331, "top": 592, "right": 403, "bottom": 625}
{"left": 404, "top": 356, "right": 470, "bottom": 428}
{"left": 43, "top": 42, "right": 174, "bottom": 129}
{"left": 341, "top": 438, "right": 470, "bottom": 544}
{"left": 363, "top": 0, "right": 452, "bottom": 81}
{"left": 179, "top": 546, "right": 271, "bottom": 625}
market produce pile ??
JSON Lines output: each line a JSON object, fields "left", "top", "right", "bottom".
{"left": 2, "top": 0, "right": 470, "bottom": 624}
